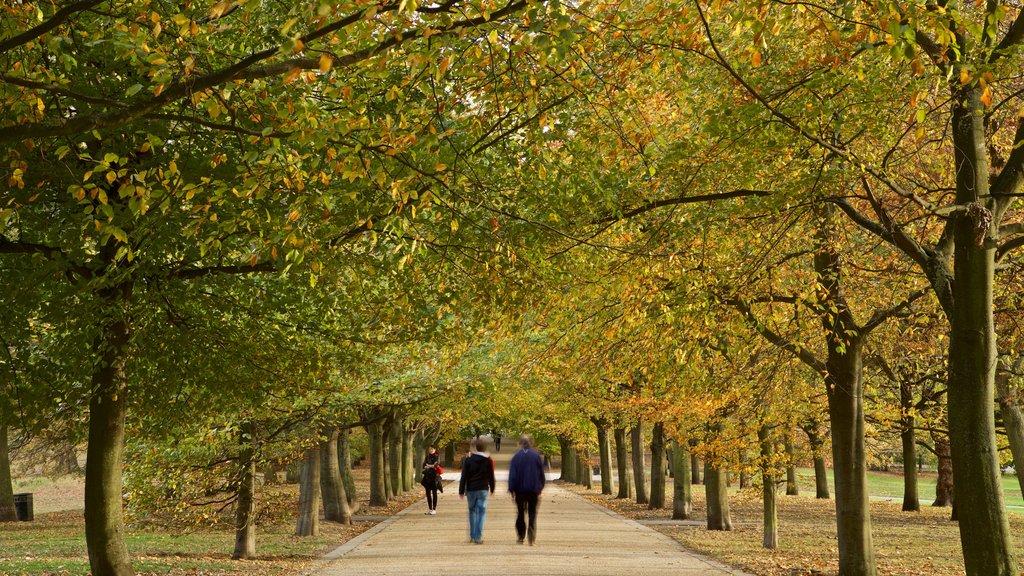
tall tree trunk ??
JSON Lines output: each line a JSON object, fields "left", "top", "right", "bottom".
{"left": 933, "top": 431, "right": 954, "bottom": 507}
{"left": 997, "top": 361, "right": 1024, "bottom": 500}
{"left": 414, "top": 429, "right": 425, "bottom": 483}
{"left": 804, "top": 426, "right": 831, "bottom": 499}
{"left": 671, "top": 440, "right": 691, "bottom": 520}
{"left": 366, "top": 421, "right": 386, "bottom": 506}
{"left": 738, "top": 449, "right": 750, "bottom": 490}
{"left": 900, "top": 381, "right": 920, "bottom": 512}
{"left": 295, "top": 447, "right": 320, "bottom": 536}
{"left": 785, "top": 433, "right": 799, "bottom": 496}
{"left": 630, "top": 423, "right": 648, "bottom": 505}
{"left": 558, "top": 438, "right": 573, "bottom": 481}
{"left": 596, "top": 422, "right": 615, "bottom": 495}
{"left": 338, "top": 428, "right": 357, "bottom": 510}
{"left": 580, "top": 451, "right": 593, "bottom": 489}
{"left": 444, "top": 441, "right": 455, "bottom": 469}
{"left": 387, "top": 417, "right": 401, "bottom": 498}
{"left": 84, "top": 295, "right": 134, "bottom": 576}
{"left": 946, "top": 83, "right": 1016, "bottom": 576}
{"left": 401, "top": 427, "right": 414, "bottom": 492}
{"left": 614, "top": 428, "right": 632, "bottom": 499}
{"left": 321, "top": 429, "right": 351, "bottom": 524}
{"left": 649, "top": 422, "right": 666, "bottom": 509}
{"left": 0, "top": 418, "right": 16, "bottom": 522}
{"left": 691, "top": 453, "right": 701, "bottom": 484}
{"left": 704, "top": 462, "right": 732, "bottom": 531}
{"left": 758, "top": 425, "right": 778, "bottom": 549}
{"left": 232, "top": 422, "right": 257, "bottom": 560}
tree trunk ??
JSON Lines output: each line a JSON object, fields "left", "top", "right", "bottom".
{"left": 614, "top": 428, "right": 631, "bottom": 498}
{"left": 804, "top": 426, "right": 831, "bottom": 499}
{"left": 366, "top": 421, "right": 386, "bottom": 506}
{"left": 900, "top": 381, "right": 920, "bottom": 512}
{"left": 997, "top": 362, "right": 1024, "bottom": 500}
{"left": 84, "top": 299, "right": 134, "bottom": 576}
{"left": 691, "top": 454, "right": 701, "bottom": 484}
{"left": 739, "top": 449, "right": 750, "bottom": 490}
{"left": 933, "top": 431, "right": 954, "bottom": 507}
{"left": 295, "top": 447, "right": 320, "bottom": 536}
{"left": 558, "top": 438, "right": 574, "bottom": 482}
{"left": 401, "top": 427, "right": 414, "bottom": 492}
{"left": 580, "top": 451, "right": 593, "bottom": 489}
{"left": 785, "top": 433, "right": 799, "bottom": 496}
{"left": 671, "top": 440, "right": 691, "bottom": 519}
{"left": 387, "top": 417, "right": 401, "bottom": 498}
{"left": 945, "top": 83, "right": 1016, "bottom": 576}
{"left": 758, "top": 425, "right": 778, "bottom": 549}
{"left": 649, "top": 422, "right": 666, "bottom": 509}
{"left": 232, "top": 422, "right": 257, "bottom": 560}
{"left": 704, "top": 462, "right": 732, "bottom": 531}
{"left": 413, "top": 429, "right": 425, "bottom": 483}
{"left": 444, "top": 441, "right": 455, "bottom": 469}
{"left": 596, "top": 423, "right": 615, "bottom": 495}
{"left": 338, "top": 428, "right": 358, "bottom": 510}
{"left": 321, "top": 429, "right": 351, "bottom": 524}
{"left": 630, "top": 423, "right": 648, "bottom": 504}
{"left": 0, "top": 418, "right": 17, "bottom": 522}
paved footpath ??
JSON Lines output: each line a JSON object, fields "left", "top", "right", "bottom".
{"left": 312, "top": 449, "right": 751, "bottom": 576}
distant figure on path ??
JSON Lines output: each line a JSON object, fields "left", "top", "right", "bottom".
{"left": 494, "top": 432, "right": 502, "bottom": 452}
{"left": 422, "top": 446, "right": 442, "bottom": 514}
{"left": 459, "top": 438, "right": 495, "bottom": 544}
{"left": 507, "top": 435, "right": 546, "bottom": 545}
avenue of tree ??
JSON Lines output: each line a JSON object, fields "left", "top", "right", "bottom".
{"left": 2, "top": 2, "right": 1024, "bottom": 576}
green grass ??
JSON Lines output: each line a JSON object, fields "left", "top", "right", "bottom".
{"left": 790, "top": 467, "right": 1024, "bottom": 509}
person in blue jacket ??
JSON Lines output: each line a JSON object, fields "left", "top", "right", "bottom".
{"left": 507, "top": 435, "right": 546, "bottom": 545}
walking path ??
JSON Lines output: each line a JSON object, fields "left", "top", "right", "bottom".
{"left": 312, "top": 447, "right": 752, "bottom": 576}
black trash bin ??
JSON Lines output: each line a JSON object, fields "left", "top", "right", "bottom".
{"left": 13, "top": 493, "right": 33, "bottom": 521}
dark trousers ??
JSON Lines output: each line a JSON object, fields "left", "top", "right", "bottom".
{"left": 425, "top": 486, "right": 438, "bottom": 510}
{"left": 514, "top": 492, "right": 540, "bottom": 542}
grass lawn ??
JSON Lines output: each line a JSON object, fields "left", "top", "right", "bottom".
{"left": 0, "top": 464, "right": 424, "bottom": 575}
{"left": 566, "top": 472, "right": 1024, "bottom": 576}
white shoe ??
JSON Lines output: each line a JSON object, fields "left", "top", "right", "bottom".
{"left": 429, "top": 510, "right": 437, "bottom": 515}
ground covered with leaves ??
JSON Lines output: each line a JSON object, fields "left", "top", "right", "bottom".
{"left": 1, "top": 466, "right": 425, "bottom": 576}
{"left": 563, "top": 480, "right": 1024, "bottom": 576}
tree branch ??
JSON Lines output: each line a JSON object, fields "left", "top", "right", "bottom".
{"left": 0, "top": 0, "right": 106, "bottom": 54}
{"left": 724, "top": 297, "right": 827, "bottom": 375}
{"left": 174, "top": 260, "right": 276, "bottom": 279}
{"left": 862, "top": 287, "right": 930, "bottom": 334}
{"left": 592, "top": 189, "right": 771, "bottom": 225}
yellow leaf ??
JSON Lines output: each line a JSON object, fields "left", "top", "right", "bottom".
{"left": 960, "top": 68, "right": 970, "bottom": 85}
{"left": 288, "top": 209, "right": 301, "bottom": 222}
{"left": 319, "top": 53, "right": 332, "bottom": 73}
{"left": 752, "top": 50, "right": 762, "bottom": 67}
{"left": 981, "top": 85, "right": 993, "bottom": 107}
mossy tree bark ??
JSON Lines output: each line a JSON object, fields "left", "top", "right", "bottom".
{"left": 366, "top": 421, "right": 387, "bottom": 506}
{"left": 295, "top": 447, "right": 320, "bottom": 536}
{"left": 614, "top": 428, "right": 631, "bottom": 499}
{"left": 232, "top": 422, "right": 257, "bottom": 560}
{"left": 690, "top": 454, "right": 701, "bottom": 485}
{"left": 785, "top": 433, "right": 799, "bottom": 496}
{"left": 630, "top": 423, "right": 648, "bottom": 505}
{"left": 670, "top": 440, "right": 691, "bottom": 520}
{"left": 704, "top": 462, "right": 732, "bottom": 531}
{"left": 900, "top": 381, "right": 920, "bottom": 512}
{"left": 338, "top": 428, "right": 358, "bottom": 510}
{"left": 802, "top": 423, "right": 830, "bottom": 499}
{"left": 758, "top": 425, "right": 778, "bottom": 549}
{"left": 401, "top": 426, "right": 414, "bottom": 492}
{"left": 0, "top": 417, "right": 16, "bottom": 522}
{"left": 320, "top": 429, "right": 351, "bottom": 524}
{"left": 84, "top": 286, "right": 134, "bottom": 576}
{"left": 648, "top": 422, "right": 666, "bottom": 509}
{"left": 594, "top": 419, "right": 615, "bottom": 495}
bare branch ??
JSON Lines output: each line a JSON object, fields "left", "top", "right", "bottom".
{"left": 592, "top": 189, "right": 771, "bottom": 225}
{"left": 862, "top": 287, "right": 931, "bottom": 334}
{"left": 0, "top": 0, "right": 106, "bottom": 54}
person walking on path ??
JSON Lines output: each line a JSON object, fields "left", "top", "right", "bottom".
{"left": 459, "top": 438, "right": 495, "bottom": 544}
{"left": 421, "top": 446, "right": 442, "bottom": 514}
{"left": 507, "top": 435, "right": 546, "bottom": 545}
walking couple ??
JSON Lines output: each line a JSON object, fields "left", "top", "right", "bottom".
{"left": 458, "top": 435, "right": 546, "bottom": 545}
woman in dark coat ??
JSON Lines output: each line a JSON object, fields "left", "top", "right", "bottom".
{"left": 421, "top": 446, "right": 442, "bottom": 514}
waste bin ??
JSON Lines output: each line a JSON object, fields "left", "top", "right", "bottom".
{"left": 13, "top": 493, "right": 32, "bottom": 521}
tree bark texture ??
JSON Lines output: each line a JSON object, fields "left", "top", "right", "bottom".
{"left": 704, "top": 462, "right": 732, "bottom": 531}
{"left": 804, "top": 426, "right": 831, "bottom": 499}
{"left": 338, "top": 428, "right": 358, "bottom": 509}
{"left": 785, "top": 433, "right": 799, "bottom": 496}
{"left": 945, "top": 83, "right": 1016, "bottom": 575}
{"left": 387, "top": 417, "right": 401, "bottom": 498}
{"left": 649, "top": 422, "right": 666, "bottom": 509}
{"left": 671, "top": 440, "right": 691, "bottom": 520}
{"left": 614, "top": 428, "right": 631, "bottom": 499}
{"left": 413, "top": 429, "right": 425, "bottom": 483}
{"left": 232, "top": 422, "right": 257, "bottom": 560}
{"left": 558, "top": 437, "right": 572, "bottom": 481}
{"left": 997, "top": 364, "right": 1024, "bottom": 500}
{"left": 630, "top": 424, "right": 648, "bottom": 505}
{"left": 321, "top": 429, "right": 351, "bottom": 524}
{"left": 900, "top": 381, "right": 920, "bottom": 512}
{"left": 596, "top": 423, "right": 615, "bottom": 494}
{"left": 932, "top": 431, "right": 954, "bottom": 507}
{"left": 295, "top": 447, "right": 320, "bottom": 536}
{"left": 366, "top": 421, "right": 386, "bottom": 506}
{"left": 691, "top": 454, "right": 701, "bottom": 484}
{"left": 84, "top": 296, "right": 134, "bottom": 576}
{"left": 0, "top": 419, "right": 16, "bottom": 522}
{"left": 401, "top": 427, "right": 414, "bottom": 492}
{"left": 759, "top": 425, "right": 778, "bottom": 549}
